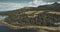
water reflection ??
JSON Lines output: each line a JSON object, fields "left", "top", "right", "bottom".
{"left": 0, "top": 25, "right": 11, "bottom": 32}
{"left": 0, "top": 25, "right": 38, "bottom": 32}
{"left": 0, "top": 16, "right": 7, "bottom": 20}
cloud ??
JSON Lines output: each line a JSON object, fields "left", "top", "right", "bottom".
{"left": 0, "top": 0, "right": 55, "bottom": 11}
{"left": 0, "top": 2, "right": 28, "bottom": 11}
{"left": 28, "top": 0, "right": 54, "bottom": 7}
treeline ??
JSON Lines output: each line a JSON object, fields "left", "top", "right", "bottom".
{"left": 4, "top": 12, "right": 60, "bottom": 27}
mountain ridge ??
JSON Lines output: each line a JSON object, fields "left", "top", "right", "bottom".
{"left": 0, "top": 2, "right": 60, "bottom": 16}
{"left": 0, "top": 2, "right": 60, "bottom": 30}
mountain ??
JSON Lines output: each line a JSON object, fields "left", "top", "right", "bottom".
{"left": 52, "top": 2, "right": 60, "bottom": 6}
{"left": 0, "top": 2, "right": 60, "bottom": 30}
{"left": 0, "top": 2, "right": 60, "bottom": 15}
{"left": 38, "top": 2, "right": 60, "bottom": 11}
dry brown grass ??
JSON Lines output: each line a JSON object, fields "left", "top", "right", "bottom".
{"left": 34, "top": 11, "right": 44, "bottom": 15}
{"left": 47, "top": 12, "right": 60, "bottom": 15}
{"left": 24, "top": 11, "right": 44, "bottom": 18}
{"left": 24, "top": 11, "right": 44, "bottom": 14}
{"left": 24, "top": 11, "right": 37, "bottom": 14}
{"left": 0, "top": 20, "right": 60, "bottom": 31}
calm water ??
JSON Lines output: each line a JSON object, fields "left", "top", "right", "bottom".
{"left": 0, "top": 16, "right": 6, "bottom": 20}
{"left": 0, "top": 25, "right": 38, "bottom": 32}
{"left": 0, "top": 25, "right": 11, "bottom": 32}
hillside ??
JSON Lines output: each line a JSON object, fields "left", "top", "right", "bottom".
{"left": 0, "top": 2, "right": 60, "bottom": 32}
{"left": 4, "top": 10, "right": 60, "bottom": 26}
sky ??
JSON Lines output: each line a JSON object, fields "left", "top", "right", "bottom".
{"left": 0, "top": 0, "right": 60, "bottom": 12}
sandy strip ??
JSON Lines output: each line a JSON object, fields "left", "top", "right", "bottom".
{"left": 0, "top": 20, "right": 60, "bottom": 30}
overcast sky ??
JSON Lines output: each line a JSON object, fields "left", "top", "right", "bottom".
{"left": 0, "top": 0, "right": 60, "bottom": 12}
